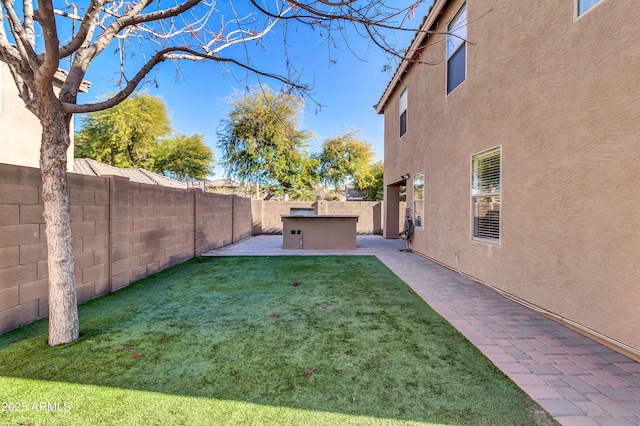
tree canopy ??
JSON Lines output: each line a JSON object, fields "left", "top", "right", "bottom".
{"left": 76, "top": 93, "right": 214, "bottom": 180}
{"left": 365, "top": 160, "right": 385, "bottom": 201}
{"left": 318, "top": 131, "right": 375, "bottom": 189}
{"left": 217, "top": 86, "right": 318, "bottom": 190}
{"left": 219, "top": 93, "right": 383, "bottom": 200}
{"left": 75, "top": 93, "right": 170, "bottom": 168}
{"left": 151, "top": 134, "right": 213, "bottom": 181}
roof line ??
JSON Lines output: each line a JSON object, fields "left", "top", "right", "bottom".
{"left": 54, "top": 69, "right": 91, "bottom": 93}
{"left": 0, "top": 59, "right": 91, "bottom": 93}
{"left": 374, "top": 0, "right": 450, "bottom": 114}
{"left": 138, "top": 168, "right": 168, "bottom": 185}
{"left": 85, "top": 159, "right": 101, "bottom": 176}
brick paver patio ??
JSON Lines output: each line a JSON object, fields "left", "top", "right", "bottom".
{"left": 204, "top": 235, "right": 640, "bottom": 426}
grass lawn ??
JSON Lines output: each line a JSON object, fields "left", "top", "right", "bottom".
{"left": 0, "top": 256, "right": 557, "bottom": 425}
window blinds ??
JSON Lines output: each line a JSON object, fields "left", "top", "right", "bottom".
{"left": 472, "top": 147, "right": 500, "bottom": 241}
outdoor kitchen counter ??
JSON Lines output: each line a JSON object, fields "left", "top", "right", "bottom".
{"left": 281, "top": 215, "right": 359, "bottom": 249}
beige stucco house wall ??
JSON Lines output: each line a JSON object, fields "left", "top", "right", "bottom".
{"left": 377, "top": 0, "right": 640, "bottom": 360}
{"left": 0, "top": 62, "right": 87, "bottom": 171}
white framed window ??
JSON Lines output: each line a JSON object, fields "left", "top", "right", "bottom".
{"left": 399, "top": 87, "right": 408, "bottom": 137}
{"left": 447, "top": 2, "right": 467, "bottom": 94}
{"left": 413, "top": 172, "right": 424, "bottom": 228}
{"left": 471, "top": 146, "right": 501, "bottom": 242}
{"left": 577, "top": 0, "right": 602, "bottom": 16}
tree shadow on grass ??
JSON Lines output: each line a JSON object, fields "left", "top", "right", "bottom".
{"left": 0, "top": 256, "right": 556, "bottom": 426}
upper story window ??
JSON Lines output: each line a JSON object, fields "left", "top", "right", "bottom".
{"left": 471, "top": 146, "right": 501, "bottom": 243}
{"left": 399, "top": 87, "right": 408, "bottom": 137}
{"left": 447, "top": 2, "right": 467, "bottom": 94}
{"left": 578, "top": 0, "right": 602, "bottom": 16}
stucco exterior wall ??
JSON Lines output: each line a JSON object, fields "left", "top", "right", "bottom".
{"left": 382, "top": 0, "right": 640, "bottom": 357}
{"left": 0, "top": 62, "right": 75, "bottom": 171}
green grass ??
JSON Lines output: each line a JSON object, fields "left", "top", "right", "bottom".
{"left": 0, "top": 256, "right": 557, "bottom": 425}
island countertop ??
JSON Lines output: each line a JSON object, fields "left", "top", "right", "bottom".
{"left": 280, "top": 214, "right": 359, "bottom": 219}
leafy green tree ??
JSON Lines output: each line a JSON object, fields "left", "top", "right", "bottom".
{"left": 287, "top": 184, "right": 342, "bottom": 201}
{"left": 318, "top": 131, "right": 375, "bottom": 189}
{"left": 362, "top": 160, "right": 384, "bottom": 201}
{"left": 76, "top": 94, "right": 214, "bottom": 180}
{"left": 217, "top": 86, "right": 318, "bottom": 192}
{"left": 150, "top": 134, "right": 214, "bottom": 181}
{"left": 75, "top": 93, "right": 171, "bottom": 168}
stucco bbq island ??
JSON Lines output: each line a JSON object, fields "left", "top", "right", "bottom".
{"left": 281, "top": 214, "right": 359, "bottom": 250}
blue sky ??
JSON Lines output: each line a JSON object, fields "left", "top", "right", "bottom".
{"left": 74, "top": 2, "right": 431, "bottom": 179}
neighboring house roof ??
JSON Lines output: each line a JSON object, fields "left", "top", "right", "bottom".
{"left": 54, "top": 68, "right": 91, "bottom": 93}
{"left": 0, "top": 58, "right": 92, "bottom": 93}
{"left": 208, "top": 178, "right": 241, "bottom": 188}
{"left": 73, "top": 158, "right": 187, "bottom": 189}
{"left": 375, "top": 0, "right": 449, "bottom": 114}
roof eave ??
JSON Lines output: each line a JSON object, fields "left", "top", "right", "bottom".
{"left": 53, "top": 69, "right": 91, "bottom": 93}
{"left": 374, "top": 0, "right": 450, "bottom": 114}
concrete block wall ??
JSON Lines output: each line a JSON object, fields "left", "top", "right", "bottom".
{"left": 1, "top": 162, "right": 395, "bottom": 335}
{"left": 110, "top": 176, "right": 196, "bottom": 289}
{"left": 193, "top": 191, "right": 251, "bottom": 256}
{"left": 324, "top": 201, "right": 383, "bottom": 235}
{"left": 0, "top": 166, "right": 113, "bottom": 333}
{"left": 233, "top": 196, "right": 252, "bottom": 243}
{"left": 252, "top": 200, "right": 385, "bottom": 235}
{"left": 0, "top": 164, "right": 47, "bottom": 334}
{"left": 255, "top": 201, "right": 320, "bottom": 234}
{"left": 251, "top": 197, "right": 263, "bottom": 235}
{"left": 195, "top": 190, "right": 231, "bottom": 256}
{"left": 67, "top": 173, "right": 111, "bottom": 304}
{"left": 0, "top": 163, "right": 252, "bottom": 334}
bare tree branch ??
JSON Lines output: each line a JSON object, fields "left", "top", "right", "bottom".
{"left": 86, "top": 0, "right": 154, "bottom": 59}
{"left": 0, "top": 21, "right": 22, "bottom": 66}
{"left": 248, "top": 0, "right": 420, "bottom": 31}
{"left": 58, "top": 0, "right": 107, "bottom": 59}
{"left": 57, "top": 0, "right": 203, "bottom": 102}
{"left": 23, "top": 0, "right": 35, "bottom": 46}
{"left": 126, "top": 0, "right": 203, "bottom": 27}
{"left": 316, "top": 0, "right": 357, "bottom": 6}
{"left": 34, "top": 0, "right": 61, "bottom": 85}
{"left": 64, "top": 46, "right": 309, "bottom": 114}
{"left": 67, "top": 0, "right": 203, "bottom": 83}
{"left": 1, "top": 0, "right": 38, "bottom": 67}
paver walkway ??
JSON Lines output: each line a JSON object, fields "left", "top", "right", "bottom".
{"left": 204, "top": 235, "right": 640, "bottom": 426}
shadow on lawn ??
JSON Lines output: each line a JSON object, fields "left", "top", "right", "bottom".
{"left": 0, "top": 256, "right": 556, "bottom": 425}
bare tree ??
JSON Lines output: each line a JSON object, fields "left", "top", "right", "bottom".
{"left": 0, "top": 0, "right": 424, "bottom": 345}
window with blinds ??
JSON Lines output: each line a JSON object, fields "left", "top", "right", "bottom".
{"left": 471, "top": 147, "right": 501, "bottom": 242}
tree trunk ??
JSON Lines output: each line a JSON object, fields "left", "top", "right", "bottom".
{"left": 39, "top": 98, "right": 79, "bottom": 346}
